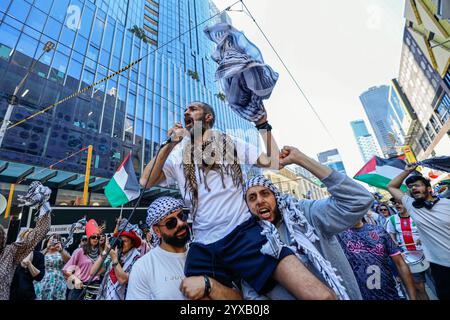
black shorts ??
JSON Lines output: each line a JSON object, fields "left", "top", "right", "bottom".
{"left": 184, "top": 216, "right": 294, "bottom": 294}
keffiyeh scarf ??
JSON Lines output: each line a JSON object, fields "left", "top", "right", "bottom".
{"left": 117, "top": 219, "right": 144, "bottom": 238}
{"left": 97, "top": 248, "right": 140, "bottom": 301}
{"left": 204, "top": 23, "right": 279, "bottom": 123}
{"left": 244, "top": 176, "right": 349, "bottom": 300}
{"left": 17, "top": 181, "right": 52, "bottom": 217}
{"left": 182, "top": 131, "right": 244, "bottom": 221}
{"left": 146, "top": 197, "right": 185, "bottom": 247}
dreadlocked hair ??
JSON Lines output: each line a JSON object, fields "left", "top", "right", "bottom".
{"left": 183, "top": 131, "right": 244, "bottom": 221}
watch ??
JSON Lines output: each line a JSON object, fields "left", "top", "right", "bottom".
{"left": 112, "top": 261, "right": 119, "bottom": 268}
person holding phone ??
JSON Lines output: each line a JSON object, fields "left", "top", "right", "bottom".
{"left": 35, "top": 234, "right": 70, "bottom": 300}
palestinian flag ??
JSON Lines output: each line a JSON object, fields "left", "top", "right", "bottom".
{"left": 104, "top": 152, "right": 140, "bottom": 207}
{"left": 354, "top": 155, "right": 409, "bottom": 192}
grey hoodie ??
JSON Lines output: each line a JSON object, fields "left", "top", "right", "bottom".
{"left": 243, "top": 171, "right": 373, "bottom": 300}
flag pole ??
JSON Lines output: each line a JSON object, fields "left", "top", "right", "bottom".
{"left": 82, "top": 145, "right": 93, "bottom": 205}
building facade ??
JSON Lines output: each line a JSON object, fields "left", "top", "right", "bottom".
{"left": 399, "top": 0, "right": 450, "bottom": 159}
{"left": 264, "top": 167, "right": 329, "bottom": 201}
{"left": 359, "top": 85, "right": 399, "bottom": 158}
{"left": 0, "top": 0, "right": 259, "bottom": 208}
{"left": 317, "top": 148, "right": 347, "bottom": 176}
{"left": 350, "top": 119, "right": 381, "bottom": 163}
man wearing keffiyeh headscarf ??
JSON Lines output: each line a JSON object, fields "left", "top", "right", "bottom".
{"left": 126, "top": 197, "right": 242, "bottom": 300}
{"left": 242, "top": 146, "right": 374, "bottom": 300}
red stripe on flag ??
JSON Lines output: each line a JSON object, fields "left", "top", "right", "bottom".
{"left": 116, "top": 152, "right": 132, "bottom": 172}
{"left": 400, "top": 217, "right": 417, "bottom": 251}
{"left": 354, "top": 156, "right": 377, "bottom": 177}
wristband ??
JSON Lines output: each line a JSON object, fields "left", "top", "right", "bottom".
{"left": 203, "top": 275, "right": 211, "bottom": 297}
{"left": 255, "top": 121, "right": 272, "bottom": 132}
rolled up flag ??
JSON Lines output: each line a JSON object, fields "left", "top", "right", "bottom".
{"left": 418, "top": 156, "right": 450, "bottom": 173}
{"left": 204, "top": 22, "right": 279, "bottom": 123}
{"left": 105, "top": 152, "right": 140, "bottom": 207}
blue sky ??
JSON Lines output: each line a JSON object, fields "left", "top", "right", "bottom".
{"left": 212, "top": 0, "right": 406, "bottom": 176}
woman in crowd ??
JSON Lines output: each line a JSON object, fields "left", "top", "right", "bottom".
{"left": 9, "top": 229, "right": 45, "bottom": 300}
{"left": 35, "top": 234, "right": 71, "bottom": 300}
{"left": 92, "top": 228, "right": 141, "bottom": 300}
{"left": 375, "top": 203, "right": 394, "bottom": 229}
{"left": 62, "top": 219, "right": 101, "bottom": 300}
{"left": 0, "top": 182, "right": 52, "bottom": 300}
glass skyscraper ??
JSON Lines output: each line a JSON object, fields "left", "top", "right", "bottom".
{"left": 350, "top": 119, "right": 381, "bottom": 163}
{"left": 359, "top": 85, "right": 398, "bottom": 158}
{"left": 317, "top": 149, "right": 347, "bottom": 176}
{"left": 0, "top": 0, "right": 259, "bottom": 206}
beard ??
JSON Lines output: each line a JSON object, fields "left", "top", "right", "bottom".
{"left": 162, "top": 225, "right": 190, "bottom": 248}
{"left": 411, "top": 190, "right": 428, "bottom": 200}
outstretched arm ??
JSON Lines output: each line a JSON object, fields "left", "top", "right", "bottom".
{"left": 255, "top": 112, "right": 280, "bottom": 170}
{"left": 13, "top": 213, "right": 51, "bottom": 265}
{"left": 387, "top": 163, "right": 417, "bottom": 202}
{"left": 140, "top": 123, "right": 186, "bottom": 189}
{"left": 279, "top": 146, "right": 373, "bottom": 236}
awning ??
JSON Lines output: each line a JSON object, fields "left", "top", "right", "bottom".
{"left": 0, "top": 160, "right": 180, "bottom": 200}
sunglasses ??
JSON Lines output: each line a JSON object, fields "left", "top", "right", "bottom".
{"left": 379, "top": 208, "right": 388, "bottom": 211}
{"left": 90, "top": 235, "right": 100, "bottom": 240}
{"left": 158, "top": 212, "right": 189, "bottom": 230}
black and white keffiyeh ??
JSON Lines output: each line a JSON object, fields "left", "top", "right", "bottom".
{"left": 146, "top": 197, "right": 185, "bottom": 247}
{"left": 117, "top": 219, "right": 143, "bottom": 238}
{"left": 204, "top": 23, "right": 279, "bottom": 123}
{"left": 244, "top": 176, "right": 349, "bottom": 300}
{"left": 17, "top": 181, "right": 52, "bottom": 217}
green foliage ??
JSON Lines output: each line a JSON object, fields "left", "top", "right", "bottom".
{"left": 187, "top": 69, "right": 199, "bottom": 81}
{"left": 128, "top": 25, "right": 151, "bottom": 44}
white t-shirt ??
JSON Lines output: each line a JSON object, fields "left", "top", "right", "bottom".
{"left": 402, "top": 195, "right": 450, "bottom": 267}
{"left": 126, "top": 246, "right": 188, "bottom": 300}
{"left": 162, "top": 134, "right": 261, "bottom": 245}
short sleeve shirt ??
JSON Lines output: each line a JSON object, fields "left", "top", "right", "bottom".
{"left": 401, "top": 195, "right": 450, "bottom": 267}
{"left": 161, "top": 133, "right": 262, "bottom": 245}
{"left": 338, "top": 224, "right": 402, "bottom": 300}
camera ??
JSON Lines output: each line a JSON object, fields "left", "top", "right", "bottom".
{"left": 109, "top": 236, "right": 124, "bottom": 250}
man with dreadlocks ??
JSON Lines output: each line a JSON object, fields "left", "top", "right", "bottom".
{"left": 242, "top": 146, "right": 374, "bottom": 300}
{"left": 140, "top": 101, "right": 336, "bottom": 300}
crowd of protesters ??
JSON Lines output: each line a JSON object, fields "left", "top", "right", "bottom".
{"left": 1, "top": 102, "right": 449, "bottom": 301}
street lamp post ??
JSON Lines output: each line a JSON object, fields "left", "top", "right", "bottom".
{"left": 0, "top": 41, "right": 55, "bottom": 147}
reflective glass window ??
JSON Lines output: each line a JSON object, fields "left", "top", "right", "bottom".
{"left": 127, "top": 93, "right": 136, "bottom": 116}
{"left": 103, "top": 21, "right": 114, "bottom": 51}
{"left": 0, "top": 0, "right": 11, "bottom": 13}
{"left": 87, "top": 44, "right": 99, "bottom": 62}
{"left": 136, "top": 119, "right": 143, "bottom": 137}
{"left": 6, "top": 0, "right": 31, "bottom": 22}
{"left": 91, "top": 18, "right": 104, "bottom": 46}
{"left": 34, "top": 0, "right": 53, "bottom": 13}
{"left": 49, "top": 51, "right": 68, "bottom": 83}
{"left": 43, "top": 17, "right": 62, "bottom": 41}
{"left": 50, "top": 0, "right": 69, "bottom": 22}
{"left": 0, "top": 23, "right": 20, "bottom": 51}
{"left": 60, "top": 26, "right": 76, "bottom": 47}
{"left": 23, "top": 26, "right": 40, "bottom": 40}
{"left": 26, "top": 7, "right": 47, "bottom": 32}
{"left": 79, "top": 7, "right": 93, "bottom": 38}
{"left": 14, "top": 33, "right": 38, "bottom": 59}
{"left": 74, "top": 34, "right": 87, "bottom": 54}
{"left": 66, "top": 59, "right": 81, "bottom": 89}
{"left": 100, "top": 49, "right": 110, "bottom": 67}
